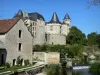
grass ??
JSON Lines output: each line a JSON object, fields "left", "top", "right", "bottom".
{"left": 0, "top": 66, "right": 30, "bottom": 73}
{"left": 0, "top": 64, "right": 45, "bottom": 75}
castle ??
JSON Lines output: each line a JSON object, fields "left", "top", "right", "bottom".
{"left": 14, "top": 10, "right": 71, "bottom": 45}
{"left": 0, "top": 10, "right": 71, "bottom": 65}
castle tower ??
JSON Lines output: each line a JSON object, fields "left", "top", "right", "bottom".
{"left": 13, "top": 10, "right": 23, "bottom": 18}
{"left": 45, "top": 12, "right": 61, "bottom": 34}
{"left": 46, "top": 12, "right": 66, "bottom": 45}
{"left": 63, "top": 13, "right": 71, "bottom": 25}
{"left": 61, "top": 13, "right": 71, "bottom": 36}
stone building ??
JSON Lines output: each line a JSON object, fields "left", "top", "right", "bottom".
{"left": 14, "top": 10, "right": 46, "bottom": 45}
{"left": 14, "top": 10, "right": 71, "bottom": 45}
{"left": 45, "top": 12, "right": 71, "bottom": 45}
{"left": 0, "top": 18, "right": 32, "bottom": 65}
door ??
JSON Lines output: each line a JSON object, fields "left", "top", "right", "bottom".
{"left": 1, "top": 54, "right": 4, "bottom": 65}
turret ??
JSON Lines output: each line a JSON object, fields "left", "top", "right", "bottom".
{"left": 23, "top": 11, "right": 29, "bottom": 18}
{"left": 45, "top": 12, "right": 61, "bottom": 34}
{"left": 13, "top": 10, "right": 23, "bottom": 18}
{"left": 61, "top": 13, "right": 71, "bottom": 36}
{"left": 63, "top": 13, "right": 71, "bottom": 25}
{"left": 49, "top": 12, "right": 61, "bottom": 24}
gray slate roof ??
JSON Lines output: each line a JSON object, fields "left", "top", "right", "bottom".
{"left": 13, "top": 10, "right": 45, "bottom": 21}
{"left": 63, "top": 13, "right": 71, "bottom": 20}
{"left": 14, "top": 10, "right": 23, "bottom": 18}
{"left": 28, "top": 12, "right": 45, "bottom": 21}
{"left": 49, "top": 12, "right": 61, "bottom": 24}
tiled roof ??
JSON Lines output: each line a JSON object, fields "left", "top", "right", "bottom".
{"left": 0, "top": 18, "right": 20, "bottom": 34}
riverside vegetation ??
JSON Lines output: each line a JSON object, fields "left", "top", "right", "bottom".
{"left": 33, "top": 26, "right": 100, "bottom": 74}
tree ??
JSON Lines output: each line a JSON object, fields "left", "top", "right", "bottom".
{"left": 66, "top": 26, "right": 86, "bottom": 45}
{"left": 97, "top": 34, "right": 100, "bottom": 48}
{"left": 87, "top": 0, "right": 100, "bottom": 8}
{"left": 87, "top": 32, "right": 97, "bottom": 46}
{"left": 67, "top": 44, "right": 83, "bottom": 58}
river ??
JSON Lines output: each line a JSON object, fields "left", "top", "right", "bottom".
{"left": 62, "top": 67, "right": 93, "bottom": 75}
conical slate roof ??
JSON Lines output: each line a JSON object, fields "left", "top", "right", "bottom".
{"left": 49, "top": 12, "right": 61, "bottom": 24}
{"left": 14, "top": 10, "right": 23, "bottom": 18}
{"left": 63, "top": 13, "right": 70, "bottom": 20}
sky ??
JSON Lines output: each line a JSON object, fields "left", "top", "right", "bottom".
{"left": 0, "top": 0, "right": 100, "bottom": 35}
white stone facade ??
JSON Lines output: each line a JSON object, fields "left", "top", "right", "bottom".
{"left": 24, "top": 14, "right": 71, "bottom": 45}
{"left": 15, "top": 10, "right": 71, "bottom": 45}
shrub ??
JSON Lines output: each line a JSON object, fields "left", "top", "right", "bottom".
{"left": 89, "top": 63, "right": 100, "bottom": 74}
{"left": 5, "top": 62, "right": 10, "bottom": 68}
{"left": 24, "top": 59, "right": 30, "bottom": 66}
{"left": 16, "top": 56, "right": 23, "bottom": 66}
{"left": 44, "top": 64, "right": 62, "bottom": 75}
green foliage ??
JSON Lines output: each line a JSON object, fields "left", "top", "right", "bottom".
{"left": 16, "top": 56, "right": 22, "bottom": 66}
{"left": 44, "top": 64, "right": 62, "bottom": 75}
{"left": 72, "top": 72, "right": 81, "bottom": 75}
{"left": 87, "top": 32, "right": 97, "bottom": 46}
{"left": 67, "top": 44, "right": 83, "bottom": 58}
{"left": 90, "top": 63, "right": 100, "bottom": 74}
{"left": 24, "top": 59, "right": 30, "bottom": 66}
{"left": 97, "top": 34, "right": 100, "bottom": 48}
{"left": 5, "top": 62, "right": 10, "bottom": 68}
{"left": 66, "top": 26, "right": 86, "bottom": 45}
{"left": 33, "top": 45, "right": 42, "bottom": 51}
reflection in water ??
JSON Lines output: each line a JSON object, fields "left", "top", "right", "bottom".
{"left": 73, "top": 69, "right": 92, "bottom": 75}
{"left": 62, "top": 68, "right": 92, "bottom": 75}
{"left": 61, "top": 62, "right": 92, "bottom": 75}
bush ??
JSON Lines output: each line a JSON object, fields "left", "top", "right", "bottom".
{"left": 44, "top": 64, "right": 62, "bottom": 75}
{"left": 16, "top": 56, "right": 21, "bottom": 66}
{"left": 89, "top": 63, "right": 100, "bottom": 74}
{"left": 5, "top": 62, "right": 10, "bottom": 68}
{"left": 24, "top": 59, "right": 30, "bottom": 66}
{"left": 16, "top": 56, "right": 23, "bottom": 66}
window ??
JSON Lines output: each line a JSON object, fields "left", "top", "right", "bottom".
{"left": 35, "top": 32, "right": 36, "bottom": 37}
{"left": 19, "top": 43, "right": 21, "bottom": 51}
{"left": 60, "top": 26, "right": 61, "bottom": 33}
{"left": 33, "top": 27, "right": 34, "bottom": 31}
{"left": 50, "top": 26, "right": 53, "bottom": 31}
{"left": 19, "top": 30, "right": 22, "bottom": 38}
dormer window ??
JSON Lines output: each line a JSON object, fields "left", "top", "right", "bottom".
{"left": 19, "top": 30, "right": 22, "bottom": 38}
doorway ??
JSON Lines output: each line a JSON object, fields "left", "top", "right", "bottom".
{"left": 1, "top": 54, "right": 4, "bottom": 65}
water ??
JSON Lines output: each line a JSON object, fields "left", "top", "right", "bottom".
{"left": 62, "top": 67, "right": 92, "bottom": 75}
{"left": 73, "top": 69, "right": 92, "bottom": 75}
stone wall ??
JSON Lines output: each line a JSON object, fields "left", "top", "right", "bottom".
{"left": 5, "top": 19, "right": 33, "bottom": 65}
{"left": 46, "top": 52, "right": 60, "bottom": 64}
{"left": 33, "top": 52, "right": 60, "bottom": 64}
{"left": 46, "top": 34, "right": 66, "bottom": 45}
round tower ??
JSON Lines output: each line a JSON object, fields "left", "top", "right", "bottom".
{"left": 45, "top": 12, "right": 61, "bottom": 34}
{"left": 61, "top": 13, "right": 71, "bottom": 36}
{"left": 63, "top": 13, "right": 71, "bottom": 25}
